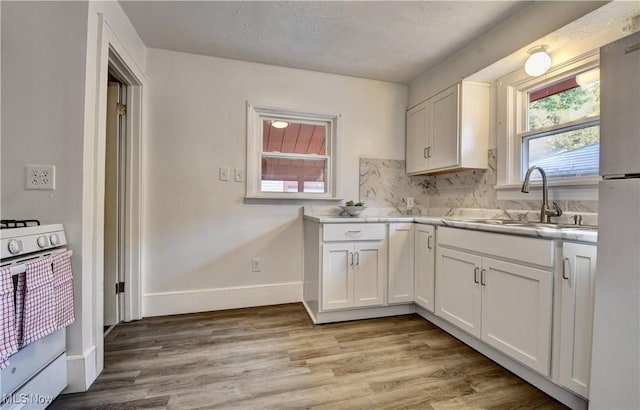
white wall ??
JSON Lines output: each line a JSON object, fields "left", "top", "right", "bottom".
{"left": 1, "top": 0, "right": 89, "bottom": 385}
{"left": 143, "top": 48, "right": 407, "bottom": 316}
{"left": 1, "top": 0, "right": 147, "bottom": 392}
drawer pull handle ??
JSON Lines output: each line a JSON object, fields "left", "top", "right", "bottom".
{"left": 474, "top": 267, "right": 480, "bottom": 284}
{"left": 563, "top": 257, "right": 570, "bottom": 280}
{"left": 427, "top": 235, "right": 433, "bottom": 250}
{"left": 480, "top": 269, "right": 487, "bottom": 286}
{"left": 347, "top": 230, "right": 362, "bottom": 234}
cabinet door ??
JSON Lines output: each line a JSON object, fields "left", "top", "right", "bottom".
{"left": 321, "top": 243, "right": 354, "bottom": 310}
{"left": 353, "top": 242, "right": 385, "bottom": 307}
{"left": 435, "top": 247, "right": 482, "bottom": 337}
{"left": 388, "top": 223, "right": 414, "bottom": 304}
{"left": 429, "top": 84, "right": 459, "bottom": 171}
{"left": 481, "top": 257, "right": 552, "bottom": 376}
{"left": 559, "top": 243, "right": 597, "bottom": 397}
{"left": 600, "top": 31, "right": 640, "bottom": 176}
{"left": 414, "top": 224, "right": 435, "bottom": 311}
{"left": 406, "top": 101, "right": 429, "bottom": 174}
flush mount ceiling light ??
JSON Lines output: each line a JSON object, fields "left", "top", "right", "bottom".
{"left": 524, "top": 46, "right": 552, "bottom": 77}
{"left": 270, "top": 120, "right": 289, "bottom": 129}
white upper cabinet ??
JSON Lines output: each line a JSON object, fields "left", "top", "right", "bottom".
{"left": 600, "top": 31, "right": 640, "bottom": 177}
{"left": 406, "top": 81, "right": 489, "bottom": 175}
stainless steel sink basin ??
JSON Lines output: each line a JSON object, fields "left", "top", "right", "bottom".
{"left": 448, "top": 218, "right": 596, "bottom": 230}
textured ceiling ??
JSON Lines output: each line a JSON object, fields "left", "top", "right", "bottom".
{"left": 119, "top": 1, "right": 529, "bottom": 84}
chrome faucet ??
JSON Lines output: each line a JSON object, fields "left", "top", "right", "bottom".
{"left": 521, "top": 166, "right": 563, "bottom": 223}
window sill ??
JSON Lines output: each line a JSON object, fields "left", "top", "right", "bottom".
{"left": 244, "top": 195, "right": 343, "bottom": 205}
{"left": 495, "top": 177, "right": 600, "bottom": 201}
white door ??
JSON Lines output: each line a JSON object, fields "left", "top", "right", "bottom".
{"left": 429, "top": 84, "right": 459, "bottom": 171}
{"left": 559, "top": 243, "right": 597, "bottom": 397}
{"left": 388, "top": 223, "right": 414, "bottom": 304}
{"left": 435, "top": 247, "right": 482, "bottom": 337}
{"left": 481, "top": 257, "right": 552, "bottom": 376}
{"left": 406, "top": 101, "right": 429, "bottom": 174}
{"left": 104, "top": 81, "right": 124, "bottom": 327}
{"left": 321, "top": 243, "right": 354, "bottom": 310}
{"left": 414, "top": 224, "right": 435, "bottom": 311}
{"left": 353, "top": 242, "right": 385, "bottom": 307}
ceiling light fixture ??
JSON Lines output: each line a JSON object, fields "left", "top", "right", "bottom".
{"left": 524, "top": 46, "right": 552, "bottom": 77}
{"left": 270, "top": 120, "right": 289, "bottom": 129}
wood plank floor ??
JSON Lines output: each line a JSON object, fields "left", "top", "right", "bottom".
{"left": 52, "top": 303, "right": 567, "bottom": 409}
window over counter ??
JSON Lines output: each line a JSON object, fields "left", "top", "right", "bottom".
{"left": 246, "top": 103, "right": 338, "bottom": 199}
{"left": 496, "top": 51, "right": 601, "bottom": 198}
{"left": 520, "top": 66, "right": 600, "bottom": 179}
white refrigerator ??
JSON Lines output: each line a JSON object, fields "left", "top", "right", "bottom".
{"left": 590, "top": 30, "right": 640, "bottom": 409}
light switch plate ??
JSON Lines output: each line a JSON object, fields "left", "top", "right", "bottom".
{"left": 234, "top": 168, "right": 244, "bottom": 182}
{"left": 25, "top": 164, "right": 55, "bottom": 190}
{"left": 219, "top": 167, "right": 230, "bottom": 181}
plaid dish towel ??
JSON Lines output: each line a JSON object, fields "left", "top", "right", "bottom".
{"left": 0, "top": 267, "right": 19, "bottom": 369}
{"left": 52, "top": 251, "right": 75, "bottom": 329}
{"left": 21, "top": 256, "right": 56, "bottom": 347}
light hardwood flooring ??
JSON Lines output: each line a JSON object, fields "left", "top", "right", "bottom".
{"left": 52, "top": 303, "right": 567, "bottom": 409}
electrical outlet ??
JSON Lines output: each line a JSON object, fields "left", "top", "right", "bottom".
{"left": 406, "top": 197, "right": 415, "bottom": 208}
{"left": 251, "top": 257, "right": 262, "bottom": 272}
{"left": 234, "top": 168, "right": 244, "bottom": 182}
{"left": 25, "top": 165, "right": 55, "bottom": 190}
{"left": 219, "top": 167, "right": 230, "bottom": 181}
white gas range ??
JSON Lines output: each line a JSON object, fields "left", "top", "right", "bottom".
{"left": 0, "top": 219, "right": 70, "bottom": 409}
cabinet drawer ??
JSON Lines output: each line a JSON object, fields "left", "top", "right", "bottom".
{"left": 438, "top": 227, "right": 554, "bottom": 268}
{"left": 323, "top": 223, "right": 385, "bottom": 242}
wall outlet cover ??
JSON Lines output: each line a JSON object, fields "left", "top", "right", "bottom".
{"left": 25, "top": 164, "right": 55, "bottom": 190}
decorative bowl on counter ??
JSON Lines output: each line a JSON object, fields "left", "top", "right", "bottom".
{"left": 339, "top": 205, "right": 367, "bottom": 216}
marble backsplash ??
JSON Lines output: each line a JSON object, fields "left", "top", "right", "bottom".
{"left": 359, "top": 149, "right": 598, "bottom": 218}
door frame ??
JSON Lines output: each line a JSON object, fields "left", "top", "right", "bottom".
{"left": 89, "top": 14, "right": 144, "bottom": 377}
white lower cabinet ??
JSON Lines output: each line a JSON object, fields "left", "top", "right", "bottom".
{"left": 321, "top": 235, "right": 385, "bottom": 311}
{"left": 559, "top": 242, "right": 597, "bottom": 398}
{"left": 435, "top": 227, "right": 554, "bottom": 376}
{"left": 481, "top": 257, "right": 552, "bottom": 375}
{"left": 414, "top": 224, "right": 436, "bottom": 311}
{"left": 388, "top": 223, "right": 414, "bottom": 304}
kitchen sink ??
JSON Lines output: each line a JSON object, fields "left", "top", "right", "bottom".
{"left": 447, "top": 218, "right": 596, "bottom": 230}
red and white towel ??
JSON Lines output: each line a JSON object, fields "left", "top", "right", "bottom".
{"left": 21, "top": 256, "right": 56, "bottom": 346}
{"left": 0, "top": 267, "right": 19, "bottom": 369}
{"left": 52, "top": 251, "right": 75, "bottom": 328}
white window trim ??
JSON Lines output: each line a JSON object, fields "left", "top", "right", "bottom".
{"left": 496, "top": 50, "right": 601, "bottom": 201}
{"left": 245, "top": 102, "right": 340, "bottom": 200}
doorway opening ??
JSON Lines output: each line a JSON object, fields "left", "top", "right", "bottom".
{"left": 104, "top": 69, "right": 128, "bottom": 335}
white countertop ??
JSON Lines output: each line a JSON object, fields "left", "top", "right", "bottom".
{"left": 303, "top": 207, "right": 597, "bottom": 244}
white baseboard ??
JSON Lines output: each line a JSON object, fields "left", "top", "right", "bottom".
{"left": 142, "top": 282, "right": 303, "bottom": 317}
{"left": 64, "top": 345, "right": 97, "bottom": 393}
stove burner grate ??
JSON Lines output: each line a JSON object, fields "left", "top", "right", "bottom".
{"left": 0, "top": 219, "right": 41, "bottom": 229}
